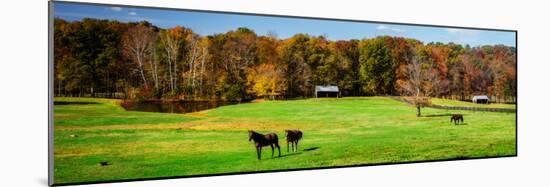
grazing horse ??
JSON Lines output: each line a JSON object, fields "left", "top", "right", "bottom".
{"left": 285, "top": 130, "right": 303, "bottom": 152}
{"left": 450, "top": 114, "right": 464, "bottom": 125}
{"left": 248, "top": 130, "right": 281, "bottom": 160}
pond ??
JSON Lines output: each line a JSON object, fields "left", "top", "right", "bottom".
{"left": 120, "top": 100, "right": 242, "bottom": 113}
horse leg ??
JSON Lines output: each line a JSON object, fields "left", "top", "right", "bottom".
{"left": 276, "top": 143, "right": 281, "bottom": 157}
{"left": 291, "top": 141, "right": 295, "bottom": 152}
{"left": 296, "top": 140, "right": 299, "bottom": 152}
{"left": 257, "top": 146, "right": 262, "bottom": 160}
{"left": 286, "top": 140, "right": 294, "bottom": 153}
{"left": 271, "top": 144, "right": 274, "bottom": 157}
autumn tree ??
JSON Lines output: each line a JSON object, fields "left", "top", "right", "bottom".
{"left": 246, "top": 63, "right": 286, "bottom": 99}
{"left": 54, "top": 18, "right": 125, "bottom": 97}
{"left": 122, "top": 24, "right": 157, "bottom": 89}
{"left": 399, "top": 52, "right": 443, "bottom": 117}
{"left": 358, "top": 37, "right": 393, "bottom": 95}
{"left": 54, "top": 18, "right": 516, "bottom": 102}
{"left": 159, "top": 28, "right": 179, "bottom": 93}
{"left": 331, "top": 40, "right": 361, "bottom": 96}
{"left": 246, "top": 35, "right": 286, "bottom": 99}
{"left": 194, "top": 38, "right": 211, "bottom": 98}
{"left": 53, "top": 18, "right": 72, "bottom": 96}
{"left": 278, "top": 34, "right": 310, "bottom": 98}
{"left": 209, "top": 27, "right": 257, "bottom": 100}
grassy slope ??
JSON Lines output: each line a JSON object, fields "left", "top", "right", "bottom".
{"left": 53, "top": 97, "right": 516, "bottom": 184}
{"left": 430, "top": 98, "right": 516, "bottom": 109}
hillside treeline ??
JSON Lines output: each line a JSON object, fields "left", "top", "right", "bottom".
{"left": 53, "top": 18, "right": 516, "bottom": 102}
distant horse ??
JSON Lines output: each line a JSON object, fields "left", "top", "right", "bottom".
{"left": 285, "top": 130, "right": 303, "bottom": 152}
{"left": 248, "top": 130, "right": 281, "bottom": 160}
{"left": 450, "top": 114, "right": 464, "bottom": 125}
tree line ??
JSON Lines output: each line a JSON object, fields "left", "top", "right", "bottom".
{"left": 53, "top": 18, "right": 516, "bottom": 102}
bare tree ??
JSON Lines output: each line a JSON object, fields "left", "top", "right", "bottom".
{"left": 159, "top": 29, "right": 183, "bottom": 92}
{"left": 150, "top": 47, "right": 160, "bottom": 94}
{"left": 400, "top": 54, "right": 442, "bottom": 117}
{"left": 198, "top": 45, "right": 209, "bottom": 96}
{"left": 186, "top": 35, "right": 200, "bottom": 90}
{"left": 122, "top": 25, "right": 156, "bottom": 89}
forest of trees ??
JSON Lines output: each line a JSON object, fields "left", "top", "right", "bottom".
{"left": 53, "top": 18, "right": 517, "bottom": 102}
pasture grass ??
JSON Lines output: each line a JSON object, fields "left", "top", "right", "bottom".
{"left": 53, "top": 97, "right": 516, "bottom": 184}
{"left": 430, "top": 98, "right": 516, "bottom": 109}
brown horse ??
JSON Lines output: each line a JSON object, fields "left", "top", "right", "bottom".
{"left": 285, "top": 130, "right": 303, "bottom": 152}
{"left": 450, "top": 114, "right": 464, "bottom": 125}
{"left": 248, "top": 130, "right": 281, "bottom": 160}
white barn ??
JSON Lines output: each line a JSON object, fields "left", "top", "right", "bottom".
{"left": 315, "top": 85, "right": 339, "bottom": 98}
{"left": 472, "top": 95, "right": 490, "bottom": 104}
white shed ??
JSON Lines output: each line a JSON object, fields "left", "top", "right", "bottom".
{"left": 472, "top": 95, "right": 490, "bottom": 104}
{"left": 315, "top": 85, "right": 339, "bottom": 98}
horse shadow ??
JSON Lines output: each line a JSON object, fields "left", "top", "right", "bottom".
{"left": 271, "top": 147, "right": 320, "bottom": 159}
{"left": 275, "top": 152, "right": 302, "bottom": 158}
{"left": 423, "top": 113, "right": 454, "bottom": 117}
{"left": 303, "top": 147, "right": 320, "bottom": 152}
{"left": 420, "top": 114, "right": 470, "bottom": 125}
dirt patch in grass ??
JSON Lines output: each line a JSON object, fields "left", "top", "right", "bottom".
{"left": 185, "top": 112, "right": 207, "bottom": 117}
{"left": 189, "top": 119, "right": 322, "bottom": 132}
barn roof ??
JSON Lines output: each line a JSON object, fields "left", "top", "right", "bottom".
{"left": 472, "top": 95, "right": 489, "bottom": 100}
{"left": 315, "top": 85, "right": 339, "bottom": 92}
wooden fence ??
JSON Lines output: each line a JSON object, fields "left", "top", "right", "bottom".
{"left": 389, "top": 96, "right": 516, "bottom": 113}
{"left": 429, "top": 105, "right": 516, "bottom": 113}
{"left": 54, "top": 92, "right": 126, "bottom": 99}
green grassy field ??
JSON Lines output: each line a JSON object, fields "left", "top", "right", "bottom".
{"left": 430, "top": 98, "right": 516, "bottom": 109}
{"left": 53, "top": 97, "right": 516, "bottom": 184}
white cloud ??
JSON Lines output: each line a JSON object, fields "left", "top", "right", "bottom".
{"left": 445, "top": 28, "right": 480, "bottom": 35}
{"left": 376, "top": 25, "right": 405, "bottom": 32}
{"left": 110, "top": 7, "right": 122, "bottom": 11}
{"left": 129, "top": 12, "right": 137, "bottom": 16}
{"left": 443, "top": 28, "right": 482, "bottom": 45}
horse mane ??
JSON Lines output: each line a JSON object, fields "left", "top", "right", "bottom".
{"left": 249, "top": 130, "right": 259, "bottom": 136}
{"left": 249, "top": 130, "right": 263, "bottom": 140}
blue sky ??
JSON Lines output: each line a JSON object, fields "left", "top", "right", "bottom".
{"left": 53, "top": 2, "right": 515, "bottom": 47}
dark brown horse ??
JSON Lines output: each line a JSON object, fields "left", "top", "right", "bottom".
{"left": 248, "top": 130, "right": 281, "bottom": 160}
{"left": 285, "top": 130, "right": 303, "bottom": 152}
{"left": 450, "top": 114, "right": 464, "bottom": 125}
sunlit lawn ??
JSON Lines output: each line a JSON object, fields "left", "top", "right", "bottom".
{"left": 53, "top": 97, "right": 516, "bottom": 184}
